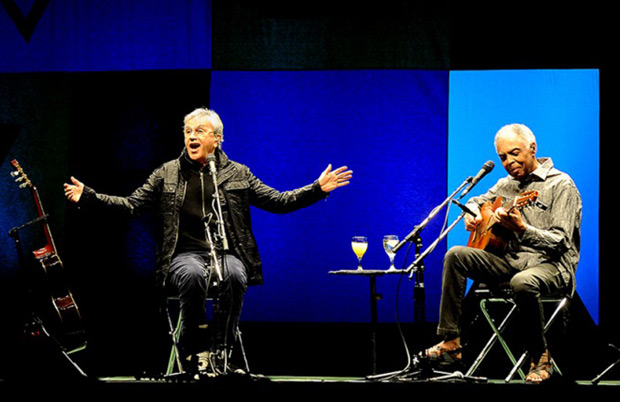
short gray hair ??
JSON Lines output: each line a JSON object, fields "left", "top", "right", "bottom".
{"left": 184, "top": 108, "right": 224, "bottom": 144}
{"left": 495, "top": 123, "right": 536, "bottom": 150}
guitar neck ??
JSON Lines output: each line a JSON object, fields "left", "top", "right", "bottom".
{"left": 505, "top": 190, "right": 539, "bottom": 214}
{"left": 32, "top": 185, "right": 57, "bottom": 255}
{"left": 506, "top": 200, "right": 519, "bottom": 213}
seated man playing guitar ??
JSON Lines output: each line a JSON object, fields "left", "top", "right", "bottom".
{"left": 425, "top": 123, "right": 582, "bottom": 383}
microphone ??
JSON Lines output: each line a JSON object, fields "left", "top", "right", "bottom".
{"left": 461, "top": 160, "right": 494, "bottom": 198}
{"left": 451, "top": 199, "right": 477, "bottom": 217}
{"left": 207, "top": 153, "right": 217, "bottom": 175}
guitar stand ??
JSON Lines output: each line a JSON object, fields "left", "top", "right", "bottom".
{"left": 24, "top": 314, "right": 89, "bottom": 378}
{"left": 10, "top": 222, "right": 89, "bottom": 380}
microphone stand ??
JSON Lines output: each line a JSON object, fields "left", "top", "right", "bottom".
{"left": 205, "top": 153, "right": 234, "bottom": 374}
{"left": 393, "top": 175, "right": 472, "bottom": 278}
{"left": 411, "top": 233, "right": 425, "bottom": 324}
{"left": 204, "top": 214, "right": 223, "bottom": 283}
{"left": 367, "top": 174, "right": 486, "bottom": 383}
{"left": 392, "top": 176, "right": 473, "bottom": 255}
{"left": 205, "top": 154, "right": 228, "bottom": 283}
{"left": 209, "top": 165, "right": 229, "bottom": 255}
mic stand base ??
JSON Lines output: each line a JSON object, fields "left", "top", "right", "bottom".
{"left": 367, "top": 354, "right": 487, "bottom": 384}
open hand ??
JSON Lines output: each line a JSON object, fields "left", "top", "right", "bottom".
{"left": 318, "top": 164, "right": 353, "bottom": 193}
{"left": 63, "top": 176, "right": 84, "bottom": 203}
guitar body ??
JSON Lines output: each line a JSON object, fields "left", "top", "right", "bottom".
{"left": 466, "top": 191, "right": 539, "bottom": 256}
{"left": 36, "top": 246, "right": 86, "bottom": 352}
{"left": 466, "top": 197, "right": 510, "bottom": 255}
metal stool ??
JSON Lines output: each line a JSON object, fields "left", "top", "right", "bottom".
{"left": 165, "top": 295, "right": 250, "bottom": 376}
{"left": 465, "top": 283, "right": 568, "bottom": 381}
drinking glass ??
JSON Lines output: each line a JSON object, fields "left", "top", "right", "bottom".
{"left": 383, "top": 235, "right": 399, "bottom": 271}
{"left": 351, "top": 236, "right": 368, "bottom": 270}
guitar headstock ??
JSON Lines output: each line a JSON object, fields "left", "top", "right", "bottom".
{"left": 10, "top": 159, "right": 33, "bottom": 189}
{"left": 513, "top": 190, "right": 539, "bottom": 209}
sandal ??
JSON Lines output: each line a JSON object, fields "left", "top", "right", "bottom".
{"left": 424, "top": 341, "right": 462, "bottom": 364}
{"left": 526, "top": 350, "right": 554, "bottom": 383}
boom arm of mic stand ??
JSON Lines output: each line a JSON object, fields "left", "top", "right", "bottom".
{"left": 392, "top": 177, "right": 472, "bottom": 254}
{"left": 404, "top": 211, "right": 466, "bottom": 277}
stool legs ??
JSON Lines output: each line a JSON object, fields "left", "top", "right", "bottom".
{"left": 466, "top": 296, "right": 568, "bottom": 381}
{"left": 166, "top": 307, "right": 184, "bottom": 375}
{"left": 466, "top": 299, "right": 525, "bottom": 379}
{"left": 504, "top": 297, "right": 567, "bottom": 382}
{"left": 165, "top": 299, "right": 250, "bottom": 376}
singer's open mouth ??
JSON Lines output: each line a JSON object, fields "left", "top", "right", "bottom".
{"left": 189, "top": 142, "right": 201, "bottom": 150}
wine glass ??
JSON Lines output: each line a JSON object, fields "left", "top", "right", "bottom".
{"left": 351, "top": 236, "right": 368, "bottom": 270}
{"left": 383, "top": 235, "right": 399, "bottom": 271}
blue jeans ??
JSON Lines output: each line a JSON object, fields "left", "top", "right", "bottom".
{"left": 167, "top": 252, "right": 248, "bottom": 358}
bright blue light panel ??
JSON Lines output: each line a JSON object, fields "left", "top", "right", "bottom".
{"left": 447, "top": 69, "right": 600, "bottom": 323}
{"left": 210, "top": 70, "right": 448, "bottom": 322}
{"left": 0, "top": 0, "right": 211, "bottom": 72}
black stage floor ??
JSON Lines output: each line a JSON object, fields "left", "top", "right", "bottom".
{"left": 3, "top": 298, "right": 619, "bottom": 397}
{"left": 2, "top": 374, "right": 619, "bottom": 398}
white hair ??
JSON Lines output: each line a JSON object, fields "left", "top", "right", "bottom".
{"left": 495, "top": 123, "right": 536, "bottom": 150}
{"left": 184, "top": 108, "right": 224, "bottom": 144}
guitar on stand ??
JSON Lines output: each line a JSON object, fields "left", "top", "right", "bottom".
{"left": 9, "top": 159, "right": 87, "bottom": 377}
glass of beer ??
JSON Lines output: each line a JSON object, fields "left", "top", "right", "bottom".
{"left": 351, "top": 236, "right": 368, "bottom": 270}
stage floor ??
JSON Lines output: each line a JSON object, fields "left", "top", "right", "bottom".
{"left": 3, "top": 373, "right": 618, "bottom": 398}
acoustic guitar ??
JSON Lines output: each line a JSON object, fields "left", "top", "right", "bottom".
{"left": 10, "top": 159, "right": 86, "bottom": 353}
{"left": 466, "top": 190, "right": 539, "bottom": 255}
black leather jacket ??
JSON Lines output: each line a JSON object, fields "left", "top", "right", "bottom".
{"left": 81, "top": 148, "right": 329, "bottom": 288}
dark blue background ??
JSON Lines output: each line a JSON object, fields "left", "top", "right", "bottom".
{"left": 210, "top": 70, "right": 448, "bottom": 322}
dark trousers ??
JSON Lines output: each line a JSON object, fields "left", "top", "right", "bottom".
{"left": 438, "top": 245, "right": 567, "bottom": 359}
{"left": 167, "top": 252, "right": 248, "bottom": 358}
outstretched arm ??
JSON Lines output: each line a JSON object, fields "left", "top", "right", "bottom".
{"left": 62, "top": 164, "right": 164, "bottom": 215}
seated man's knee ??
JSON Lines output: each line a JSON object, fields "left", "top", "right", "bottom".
{"left": 445, "top": 245, "right": 467, "bottom": 266}
{"left": 444, "top": 245, "right": 477, "bottom": 274}
{"left": 510, "top": 272, "right": 540, "bottom": 296}
{"left": 174, "top": 265, "right": 208, "bottom": 294}
{"left": 223, "top": 256, "right": 248, "bottom": 289}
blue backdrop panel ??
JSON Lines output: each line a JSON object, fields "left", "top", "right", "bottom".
{"left": 447, "top": 69, "right": 600, "bottom": 323}
{"left": 210, "top": 70, "right": 448, "bottom": 322}
{"left": 0, "top": 0, "right": 211, "bottom": 72}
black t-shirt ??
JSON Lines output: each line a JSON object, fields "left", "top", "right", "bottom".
{"left": 175, "top": 157, "right": 218, "bottom": 254}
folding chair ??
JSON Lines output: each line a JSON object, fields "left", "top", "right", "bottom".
{"left": 165, "top": 294, "right": 250, "bottom": 376}
{"left": 464, "top": 283, "right": 568, "bottom": 381}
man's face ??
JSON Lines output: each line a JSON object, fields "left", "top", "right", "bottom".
{"left": 184, "top": 115, "right": 219, "bottom": 166}
{"left": 496, "top": 132, "right": 538, "bottom": 181}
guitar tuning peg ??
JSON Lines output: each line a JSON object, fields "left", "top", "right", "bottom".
{"left": 15, "top": 175, "right": 24, "bottom": 182}
{"left": 19, "top": 182, "right": 29, "bottom": 189}
{"left": 10, "top": 171, "right": 19, "bottom": 177}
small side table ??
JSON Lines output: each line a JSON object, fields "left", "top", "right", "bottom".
{"left": 329, "top": 269, "right": 404, "bottom": 374}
